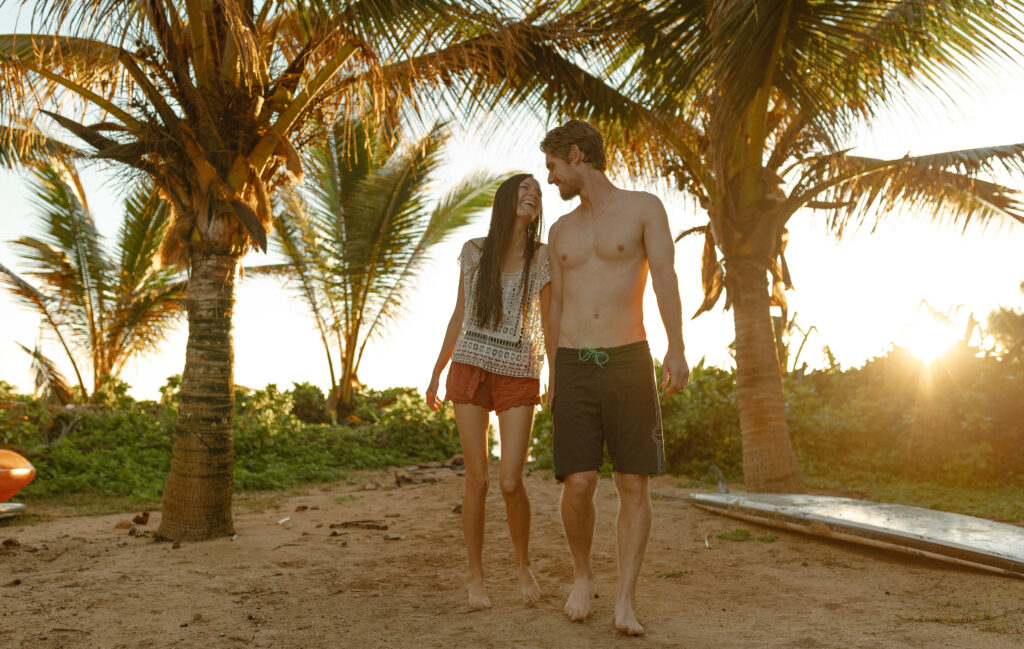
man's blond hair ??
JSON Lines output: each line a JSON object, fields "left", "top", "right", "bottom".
{"left": 540, "top": 119, "right": 606, "bottom": 171}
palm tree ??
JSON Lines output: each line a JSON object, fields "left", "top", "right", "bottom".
{"left": 526, "top": 0, "right": 1024, "bottom": 491}
{"left": 986, "top": 283, "right": 1024, "bottom": 364}
{"left": 0, "top": 162, "right": 185, "bottom": 400}
{"left": 249, "top": 118, "right": 504, "bottom": 416}
{"left": 0, "top": 1, "right": 614, "bottom": 539}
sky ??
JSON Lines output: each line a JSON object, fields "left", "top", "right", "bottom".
{"left": 1, "top": 12, "right": 1023, "bottom": 401}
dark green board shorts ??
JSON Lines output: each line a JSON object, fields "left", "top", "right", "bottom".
{"left": 552, "top": 341, "right": 665, "bottom": 481}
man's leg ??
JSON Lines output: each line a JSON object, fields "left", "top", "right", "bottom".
{"left": 496, "top": 405, "right": 541, "bottom": 604}
{"left": 453, "top": 403, "right": 492, "bottom": 609}
{"left": 612, "top": 472, "right": 651, "bottom": 635}
{"left": 561, "top": 470, "right": 599, "bottom": 621}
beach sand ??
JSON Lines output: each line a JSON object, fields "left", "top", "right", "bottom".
{"left": 1, "top": 462, "right": 1022, "bottom": 648}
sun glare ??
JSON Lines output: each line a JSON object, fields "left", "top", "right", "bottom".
{"left": 900, "top": 313, "right": 959, "bottom": 364}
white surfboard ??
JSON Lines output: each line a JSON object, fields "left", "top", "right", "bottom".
{"left": 690, "top": 492, "right": 1024, "bottom": 578}
{"left": 0, "top": 502, "right": 26, "bottom": 519}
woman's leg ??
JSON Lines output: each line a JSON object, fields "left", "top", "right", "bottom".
{"left": 453, "top": 402, "right": 492, "bottom": 609}
{"left": 497, "top": 404, "right": 541, "bottom": 603}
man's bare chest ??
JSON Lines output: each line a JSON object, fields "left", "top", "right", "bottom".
{"left": 557, "top": 217, "right": 645, "bottom": 269}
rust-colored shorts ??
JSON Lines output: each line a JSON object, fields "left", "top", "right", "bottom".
{"left": 445, "top": 362, "right": 541, "bottom": 413}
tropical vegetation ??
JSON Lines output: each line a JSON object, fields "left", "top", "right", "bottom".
{"left": 528, "top": 0, "right": 1024, "bottom": 491}
{"left": 0, "top": 0, "right": 609, "bottom": 540}
{"left": 0, "top": 162, "right": 184, "bottom": 402}
{"left": 3, "top": 316, "right": 1021, "bottom": 522}
{"left": 247, "top": 117, "right": 504, "bottom": 416}
{"left": 1, "top": 0, "right": 1023, "bottom": 536}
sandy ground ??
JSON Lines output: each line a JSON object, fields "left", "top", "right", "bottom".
{"left": 1, "top": 462, "right": 1022, "bottom": 649}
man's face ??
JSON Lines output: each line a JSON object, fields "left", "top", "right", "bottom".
{"left": 545, "top": 152, "right": 581, "bottom": 200}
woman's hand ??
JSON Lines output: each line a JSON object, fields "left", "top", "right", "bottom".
{"left": 425, "top": 374, "right": 443, "bottom": 412}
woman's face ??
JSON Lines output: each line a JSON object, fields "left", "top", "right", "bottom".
{"left": 516, "top": 177, "right": 542, "bottom": 222}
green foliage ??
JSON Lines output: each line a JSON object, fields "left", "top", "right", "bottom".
{"left": 530, "top": 360, "right": 741, "bottom": 479}
{"left": 716, "top": 527, "right": 778, "bottom": 543}
{"left": 11, "top": 380, "right": 461, "bottom": 500}
{"left": 7, "top": 340, "right": 1023, "bottom": 520}
{"left": 290, "top": 381, "right": 331, "bottom": 423}
{"left": 787, "top": 346, "right": 1024, "bottom": 488}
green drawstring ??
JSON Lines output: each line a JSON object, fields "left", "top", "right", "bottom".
{"left": 578, "top": 346, "right": 609, "bottom": 367}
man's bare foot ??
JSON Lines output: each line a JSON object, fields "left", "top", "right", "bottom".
{"left": 467, "top": 578, "right": 491, "bottom": 610}
{"left": 563, "top": 577, "right": 594, "bottom": 621}
{"left": 614, "top": 599, "right": 645, "bottom": 636}
{"left": 517, "top": 566, "right": 541, "bottom": 604}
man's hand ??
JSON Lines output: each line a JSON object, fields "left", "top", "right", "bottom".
{"left": 425, "top": 374, "right": 443, "bottom": 412}
{"left": 661, "top": 348, "right": 690, "bottom": 395}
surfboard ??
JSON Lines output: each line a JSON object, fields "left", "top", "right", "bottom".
{"left": 690, "top": 492, "right": 1024, "bottom": 578}
{"left": 0, "top": 502, "right": 26, "bottom": 519}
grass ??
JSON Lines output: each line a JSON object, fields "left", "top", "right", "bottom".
{"left": 0, "top": 513, "right": 54, "bottom": 528}
{"left": 804, "top": 472, "right": 1024, "bottom": 522}
{"left": 897, "top": 600, "right": 1024, "bottom": 635}
{"left": 716, "top": 527, "right": 778, "bottom": 543}
{"left": 6, "top": 493, "right": 161, "bottom": 518}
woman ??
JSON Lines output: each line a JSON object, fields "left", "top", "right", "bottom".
{"left": 426, "top": 173, "right": 551, "bottom": 609}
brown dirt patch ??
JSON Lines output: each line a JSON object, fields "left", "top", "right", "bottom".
{"left": 1, "top": 464, "right": 1022, "bottom": 648}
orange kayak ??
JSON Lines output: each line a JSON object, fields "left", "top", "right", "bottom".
{"left": 0, "top": 450, "right": 36, "bottom": 502}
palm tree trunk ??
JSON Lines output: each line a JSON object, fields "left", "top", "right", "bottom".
{"left": 336, "top": 336, "right": 357, "bottom": 419}
{"left": 728, "top": 259, "right": 805, "bottom": 493}
{"left": 157, "top": 252, "right": 238, "bottom": 541}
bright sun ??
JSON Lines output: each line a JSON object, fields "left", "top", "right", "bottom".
{"left": 900, "top": 313, "right": 959, "bottom": 364}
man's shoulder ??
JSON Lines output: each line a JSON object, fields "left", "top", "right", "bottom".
{"left": 548, "top": 210, "right": 580, "bottom": 238}
{"left": 617, "top": 188, "right": 665, "bottom": 210}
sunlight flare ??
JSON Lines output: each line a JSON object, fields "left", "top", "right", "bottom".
{"left": 900, "top": 313, "right": 959, "bottom": 364}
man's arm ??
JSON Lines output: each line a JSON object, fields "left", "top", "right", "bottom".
{"left": 545, "top": 223, "right": 564, "bottom": 408}
{"left": 642, "top": 194, "right": 689, "bottom": 394}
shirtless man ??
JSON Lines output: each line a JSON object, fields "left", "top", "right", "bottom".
{"left": 542, "top": 120, "right": 689, "bottom": 635}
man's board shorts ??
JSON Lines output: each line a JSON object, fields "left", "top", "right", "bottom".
{"left": 445, "top": 362, "right": 541, "bottom": 413}
{"left": 552, "top": 341, "right": 665, "bottom": 481}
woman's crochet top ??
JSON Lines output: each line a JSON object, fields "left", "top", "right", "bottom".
{"left": 451, "top": 238, "right": 551, "bottom": 378}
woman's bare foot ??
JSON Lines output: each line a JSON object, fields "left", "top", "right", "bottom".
{"left": 614, "top": 598, "right": 645, "bottom": 636}
{"left": 517, "top": 566, "right": 541, "bottom": 604}
{"left": 467, "top": 578, "right": 491, "bottom": 610}
{"left": 563, "top": 577, "right": 594, "bottom": 621}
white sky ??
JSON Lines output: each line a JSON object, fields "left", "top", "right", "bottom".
{"left": 1, "top": 12, "right": 1023, "bottom": 400}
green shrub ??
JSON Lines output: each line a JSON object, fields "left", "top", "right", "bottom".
{"left": 531, "top": 360, "right": 742, "bottom": 480}
{"left": 290, "top": 381, "right": 331, "bottom": 423}
{"left": 13, "top": 381, "right": 462, "bottom": 499}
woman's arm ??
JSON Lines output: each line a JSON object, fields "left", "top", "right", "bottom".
{"left": 426, "top": 270, "right": 466, "bottom": 412}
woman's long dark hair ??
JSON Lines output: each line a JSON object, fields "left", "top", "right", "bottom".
{"left": 472, "top": 173, "right": 543, "bottom": 330}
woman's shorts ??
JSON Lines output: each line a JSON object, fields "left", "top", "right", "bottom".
{"left": 445, "top": 362, "right": 541, "bottom": 413}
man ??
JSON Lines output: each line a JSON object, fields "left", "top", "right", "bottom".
{"left": 543, "top": 120, "right": 689, "bottom": 636}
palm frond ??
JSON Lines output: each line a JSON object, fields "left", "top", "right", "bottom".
{"left": 16, "top": 342, "right": 75, "bottom": 405}
{"left": 0, "top": 126, "right": 81, "bottom": 169}
{"left": 117, "top": 179, "right": 172, "bottom": 292}
{"left": 104, "top": 279, "right": 186, "bottom": 377}
{"left": 790, "top": 143, "right": 1024, "bottom": 236}
{"left": 0, "top": 260, "right": 88, "bottom": 393}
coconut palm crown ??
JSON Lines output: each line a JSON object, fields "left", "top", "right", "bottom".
{"left": 0, "top": 0, "right": 627, "bottom": 539}
{"left": 0, "top": 163, "right": 185, "bottom": 401}
{"left": 539, "top": 0, "right": 1024, "bottom": 491}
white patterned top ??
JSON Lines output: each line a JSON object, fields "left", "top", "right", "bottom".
{"left": 451, "top": 238, "right": 551, "bottom": 378}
